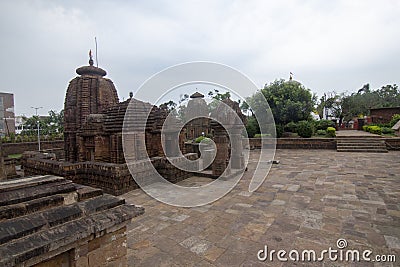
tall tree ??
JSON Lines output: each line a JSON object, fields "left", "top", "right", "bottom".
{"left": 341, "top": 84, "right": 400, "bottom": 121}
{"left": 253, "top": 79, "right": 315, "bottom": 125}
{"left": 21, "top": 110, "right": 63, "bottom": 136}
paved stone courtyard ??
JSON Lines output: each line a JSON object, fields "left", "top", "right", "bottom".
{"left": 121, "top": 149, "right": 400, "bottom": 266}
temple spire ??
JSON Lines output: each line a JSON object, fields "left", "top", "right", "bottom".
{"left": 89, "top": 49, "right": 94, "bottom": 66}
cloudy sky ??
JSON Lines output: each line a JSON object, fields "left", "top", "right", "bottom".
{"left": 1, "top": 0, "right": 399, "bottom": 116}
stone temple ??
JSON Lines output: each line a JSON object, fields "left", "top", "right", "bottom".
{"left": 22, "top": 54, "right": 193, "bottom": 195}
{"left": 64, "top": 54, "right": 119, "bottom": 162}
{"left": 2, "top": 54, "right": 247, "bottom": 266}
{"left": 22, "top": 54, "right": 246, "bottom": 195}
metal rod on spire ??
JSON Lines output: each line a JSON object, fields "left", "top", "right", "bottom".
{"left": 95, "top": 37, "right": 98, "bottom": 67}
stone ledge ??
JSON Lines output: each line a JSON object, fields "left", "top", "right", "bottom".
{"left": 0, "top": 195, "right": 64, "bottom": 221}
{"left": 0, "top": 180, "right": 76, "bottom": 206}
{"left": 0, "top": 175, "right": 144, "bottom": 267}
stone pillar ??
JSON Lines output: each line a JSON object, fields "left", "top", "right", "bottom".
{"left": 163, "top": 131, "right": 180, "bottom": 157}
{"left": 76, "top": 135, "right": 85, "bottom": 162}
{"left": 230, "top": 127, "right": 244, "bottom": 169}
{"left": 0, "top": 140, "right": 5, "bottom": 180}
{"left": 94, "top": 135, "right": 110, "bottom": 162}
{"left": 212, "top": 126, "right": 230, "bottom": 177}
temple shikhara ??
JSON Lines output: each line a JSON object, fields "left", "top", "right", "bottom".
{"left": 21, "top": 53, "right": 246, "bottom": 195}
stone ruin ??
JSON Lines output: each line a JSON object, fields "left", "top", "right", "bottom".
{"left": 0, "top": 175, "right": 143, "bottom": 266}
{"left": 0, "top": 141, "right": 5, "bottom": 180}
{"left": 0, "top": 141, "right": 17, "bottom": 180}
{"left": 22, "top": 54, "right": 246, "bottom": 195}
{"left": 3, "top": 55, "right": 247, "bottom": 266}
{"left": 182, "top": 92, "right": 247, "bottom": 177}
{"left": 184, "top": 92, "right": 211, "bottom": 140}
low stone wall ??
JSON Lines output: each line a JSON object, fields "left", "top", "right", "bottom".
{"left": 384, "top": 138, "right": 400, "bottom": 150}
{"left": 248, "top": 137, "right": 400, "bottom": 150}
{"left": 22, "top": 152, "right": 198, "bottom": 195}
{"left": 249, "top": 138, "right": 337, "bottom": 150}
{"left": 2, "top": 140, "right": 64, "bottom": 156}
{"left": 4, "top": 158, "right": 17, "bottom": 179}
{"left": 154, "top": 154, "right": 198, "bottom": 183}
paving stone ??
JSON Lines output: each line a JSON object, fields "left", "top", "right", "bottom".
{"left": 189, "top": 240, "right": 212, "bottom": 255}
{"left": 271, "top": 199, "right": 286, "bottom": 206}
{"left": 384, "top": 235, "right": 400, "bottom": 249}
{"left": 180, "top": 236, "right": 202, "bottom": 249}
{"left": 287, "top": 184, "right": 300, "bottom": 192}
{"left": 170, "top": 214, "right": 190, "bottom": 222}
{"left": 120, "top": 149, "right": 400, "bottom": 266}
{"left": 238, "top": 191, "right": 253, "bottom": 197}
{"left": 204, "top": 245, "right": 225, "bottom": 262}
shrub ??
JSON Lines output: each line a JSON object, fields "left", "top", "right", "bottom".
{"left": 275, "top": 124, "right": 284, "bottom": 138}
{"left": 326, "top": 127, "right": 336, "bottom": 137}
{"left": 362, "top": 125, "right": 369, "bottom": 132}
{"left": 314, "top": 119, "right": 335, "bottom": 131}
{"left": 254, "top": 133, "right": 271, "bottom": 138}
{"left": 195, "top": 136, "right": 212, "bottom": 143}
{"left": 296, "top": 121, "right": 314, "bottom": 138}
{"left": 15, "top": 135, "right": 23, "bottom": 142}
{"left": 284, "top": 122, "right": 297, "bottom": 133}
{"left": 368, "top": 125, "right": 382, "bottom": 135}
{"left": 389, "top": 114, "right": 400, "bottom": 127}
{"left": 381, "top": 127, "right": 395, "bottom": 135}
{"left": 316, "top": 129, "right": 326, "bottom": 136}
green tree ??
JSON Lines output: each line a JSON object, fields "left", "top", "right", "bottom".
{"left": 258, "top": 79, "right": 315, "bottom": 125}
{"left": 341, "top": 84, "right": 400, "bottom": 121}
{"left": 160, "top": 100, "right": 177, "bottom": 113}
{"left": 207, "top": 89, "right": 231, "bottom": 112}
{"left": 245, "top": 116, "right": 260, "bottom": 137}
{"left": 21, "top": 110, "right": 63, "bottom": 137}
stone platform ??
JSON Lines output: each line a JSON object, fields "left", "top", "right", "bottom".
{"left": 122, "top": 149, "right": 400, "bottom": 266}
{"left": 0, "top": 175, "right": 144, "bottom": 266}
{"left": 336, "top": 130, "right": 383, "bottom": 138}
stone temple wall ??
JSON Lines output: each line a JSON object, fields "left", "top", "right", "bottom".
{"left": 0, "top": 141, "right": 5, "bottom": 180}
{"left": 22, "top": 151, "right": 198, "bottom": 196}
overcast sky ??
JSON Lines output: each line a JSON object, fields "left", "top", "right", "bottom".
{"left": 1, "top": 0, "right": 399, "bottom": 116}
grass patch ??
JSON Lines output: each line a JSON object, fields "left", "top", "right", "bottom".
{"left": 7, "top": 154, "right": 22, "bottom": 159}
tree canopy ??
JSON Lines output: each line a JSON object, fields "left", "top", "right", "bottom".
{"left": 341, "top": 84, "right": 400, "bottom": 121}
{"left": 21, "top": 110, "right": 63, "bottom": 136}
{"left": 246, "top": 79, "right": 315, "bottom": 126}
{"left": 315, "top": 84, "right": 400, "bottom": 122}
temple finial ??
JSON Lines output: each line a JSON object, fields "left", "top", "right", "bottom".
{"left": 89, "top": 49, "right": 94, "bottom": 66}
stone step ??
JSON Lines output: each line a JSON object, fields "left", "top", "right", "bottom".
{"left": 336, "top": 138, "right": 388, "bottom": 153}
{"left": 336, "top": 139, "right": 385, "bottom": 144}
{"left": 0, "top": 195, "right": 65, "bottom": 221}
{"left": 336, "top": 135, "right": 382, "bottom": 139}
{"left": 337, "top": 142, "right": 385, "bottom": 145}
{"left": 0, "top": 205, "right": 143, "bottom": 267}
{"left": 0, "top": 180, "right": 76, "bottom": 206}
{"left": 0, "top": 195, "right": 125, "bottom": 246}
{"left": 337, "top": 146, "right": 387, "bottom": 150}
{"left": 337, "top": 148, "right": 388, "bottom": 153}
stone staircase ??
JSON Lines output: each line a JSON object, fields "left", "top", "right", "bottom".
{"left": 336, "top": 138, "right": 388, "bottom": 153}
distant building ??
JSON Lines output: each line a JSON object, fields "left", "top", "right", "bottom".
{"left": 0, "top": 92, "right": 15, "bottom": 136}
{"left": 15, "top": 115, "right": 24, "bottom": 134}
{"left": 15, "top": 115, "right": 51, "bottom": 135}
{"left": 370, "top": 106, "right": 400, "bottom": 124}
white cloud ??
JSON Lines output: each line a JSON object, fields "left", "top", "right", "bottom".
{"left": 0, "top": 0, "right": 399, "bottom": 115}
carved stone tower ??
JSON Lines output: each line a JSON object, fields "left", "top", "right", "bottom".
{"left": 64, "top": 52, "right": 119, "bottom": 162}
